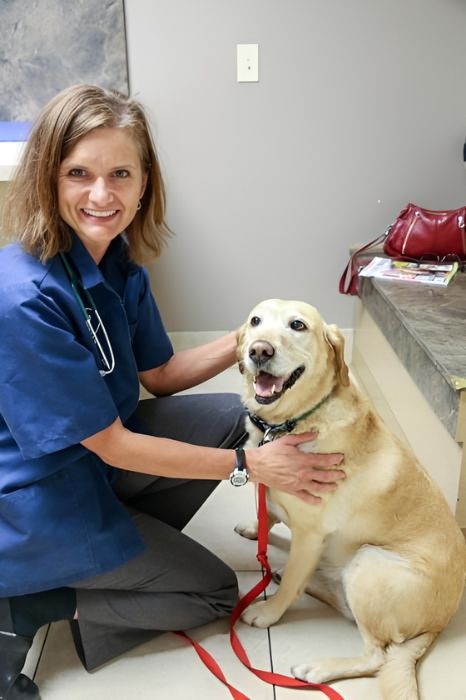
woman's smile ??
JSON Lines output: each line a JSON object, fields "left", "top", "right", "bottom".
{"left": 82, "top": 208, "right": 118, "bottom": 218}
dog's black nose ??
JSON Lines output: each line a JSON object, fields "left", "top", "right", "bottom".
{"left": 249, "top": 340, "right": 275, "bottom": 365}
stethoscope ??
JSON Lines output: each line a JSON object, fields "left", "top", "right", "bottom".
{"left": 60, "top": 253, "right": 115, "bottom": 376}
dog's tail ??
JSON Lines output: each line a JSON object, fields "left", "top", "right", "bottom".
{"left": 377, "top": 631, "right": 436, "bottom": 700}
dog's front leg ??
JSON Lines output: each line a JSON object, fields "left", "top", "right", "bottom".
{"left": 242, "top": 531, "right": 324, "bottom": 628}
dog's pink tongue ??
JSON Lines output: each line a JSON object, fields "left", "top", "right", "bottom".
{"left": 254, "top": 372, "right": 285, "bottom": 397}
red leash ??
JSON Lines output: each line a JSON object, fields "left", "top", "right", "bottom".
{"left": 177, "top": 484, "right": 345, "bottom": 700}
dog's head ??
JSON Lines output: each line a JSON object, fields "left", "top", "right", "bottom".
{"left": 237, "top": 299, "right": 349, "bottom": 420}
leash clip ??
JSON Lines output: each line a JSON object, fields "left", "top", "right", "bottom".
{"left": 262, "top": 427, "right": 277, "bottom": 444}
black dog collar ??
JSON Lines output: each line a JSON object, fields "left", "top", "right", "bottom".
{"left": 247, "top": 392, "right": 332, "bottom": 445}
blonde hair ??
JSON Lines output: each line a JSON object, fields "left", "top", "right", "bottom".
{"left": 2, "top": 84, "right": 171, "bottom": 263}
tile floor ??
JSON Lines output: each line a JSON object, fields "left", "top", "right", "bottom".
{"left": 23, "top": 336, "right": 466, "bottom": 700}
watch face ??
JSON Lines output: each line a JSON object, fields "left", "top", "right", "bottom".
{"left": 230, "top": 470, "right": 248, "bottom": 487}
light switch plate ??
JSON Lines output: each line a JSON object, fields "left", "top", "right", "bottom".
{"left": 237, "top": 44, "right": 259, "bottom": 82}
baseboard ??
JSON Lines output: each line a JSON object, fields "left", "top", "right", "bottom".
{"left": 168, "top": 331, "right": 228, "bottom": 352}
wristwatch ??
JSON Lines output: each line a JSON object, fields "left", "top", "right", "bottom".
{"left": 229, "top": 448, "right": 249, "bottom": 487}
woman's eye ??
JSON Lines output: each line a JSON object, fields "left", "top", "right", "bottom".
{"left": 290, "top": 319, "right": 307, "bottom": 331}
{"left": 250, "top": 316, "right": 261, "bottom": 327}
{"left": 114, "top": 169, "right": 130, "bottom": 178}
{"left": 68, "top": 168, "right": 86, "bottom": 177}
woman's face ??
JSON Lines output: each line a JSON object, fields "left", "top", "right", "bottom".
{"left": 57, "top": 127, "right": 147, "bottom": 263}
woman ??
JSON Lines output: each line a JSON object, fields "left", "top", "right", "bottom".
{"left": 0, "top": 84, "right": 345, "bottom": 699}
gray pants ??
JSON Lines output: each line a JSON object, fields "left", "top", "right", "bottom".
{"left": 72, "top": 393, "right": 246, "bottom": 671}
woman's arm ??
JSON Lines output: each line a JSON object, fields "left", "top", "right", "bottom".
{"left": 81, "top": 418, "right": 345, "bottom": 504}
{"left": 138, "top": 331, "right": 238, "bottom": 396}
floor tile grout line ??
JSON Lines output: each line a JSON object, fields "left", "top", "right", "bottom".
{"left": 263, "top": 583, "right": 278, "bottom": 700}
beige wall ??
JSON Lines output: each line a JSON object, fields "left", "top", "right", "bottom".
{"left": 124, "top": 0, "right": 466, "bottom": 331}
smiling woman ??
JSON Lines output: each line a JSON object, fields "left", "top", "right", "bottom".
{"left": 0, "top": 84, "right": 344, "bottom": 699}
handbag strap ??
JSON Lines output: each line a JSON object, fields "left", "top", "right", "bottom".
{"left": 339, "top": 232, "right": 387, "bottom": 295}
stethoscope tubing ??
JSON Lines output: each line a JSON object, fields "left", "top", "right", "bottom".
{"left": 60, "top": 253, "right": 115, "bottom": 375}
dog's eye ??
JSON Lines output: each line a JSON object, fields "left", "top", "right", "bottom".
{"left": 250, "top": 316, "right": 261, "bottom": 327}
{"left": 290, "top": 319, "right": 307, "bottom": 331}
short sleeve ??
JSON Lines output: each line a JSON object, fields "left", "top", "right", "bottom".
{"left": 123, "top": 267, "right": 173, "bottom": 371}
{"left": 0, "top": 292, "right": 118, "bottom": 459}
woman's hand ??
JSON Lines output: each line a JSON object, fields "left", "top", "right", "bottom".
{"left": 246, "top": 432, "right": 345, "bottom": 504}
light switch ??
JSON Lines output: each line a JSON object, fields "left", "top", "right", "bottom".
{"left": 237, "top": 44, "right": 259, "bottom": 82}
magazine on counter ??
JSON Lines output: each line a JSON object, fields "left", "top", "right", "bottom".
{"left": 358, "top": 257, "right": 459, "bottom": 287}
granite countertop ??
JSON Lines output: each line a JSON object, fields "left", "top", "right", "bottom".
{"left": 360, "top": 271, "right": 466, "bottom": 438}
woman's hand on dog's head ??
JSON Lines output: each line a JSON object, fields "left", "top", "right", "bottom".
{"left": 247, "top": 432, "right": 345, "bottom": 505}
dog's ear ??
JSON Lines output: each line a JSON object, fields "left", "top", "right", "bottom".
{"left": 236, "top": 322, "right": 247, "bottom": 374}
{"left": 324, "top": 323, "right": 350, "bottom": 387}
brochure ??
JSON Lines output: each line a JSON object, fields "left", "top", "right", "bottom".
{"left": 359, "top": 257, "right": 459, "bottom": 287}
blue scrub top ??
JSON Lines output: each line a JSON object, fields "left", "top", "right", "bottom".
{"left": 0, "top": 233, "right": 173, "bottom": 596}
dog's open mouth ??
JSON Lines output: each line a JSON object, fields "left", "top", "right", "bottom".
{"left": 253, "top": 366, "right": 305, "bottom": 404}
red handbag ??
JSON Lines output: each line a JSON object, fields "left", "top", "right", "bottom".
{"left": 339, "top": 203, "right": 466, "bottom": 295}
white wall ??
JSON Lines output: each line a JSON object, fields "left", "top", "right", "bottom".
{"left": 124, "top": 0, "right": 466, "bottom": 331}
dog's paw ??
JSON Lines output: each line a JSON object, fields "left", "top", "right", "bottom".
{"left": 241, "top": 600, "right": 281, "bottom": 628}
{"left": 291, "top": 660, "right": 335, "bottom": 684}
{"left": 234, "top": 520, "right": 259, "bottom": 540}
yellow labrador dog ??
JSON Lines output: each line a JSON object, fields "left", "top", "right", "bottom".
{"left": 235, "top": 298, "right": 466, "bottom": 700}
